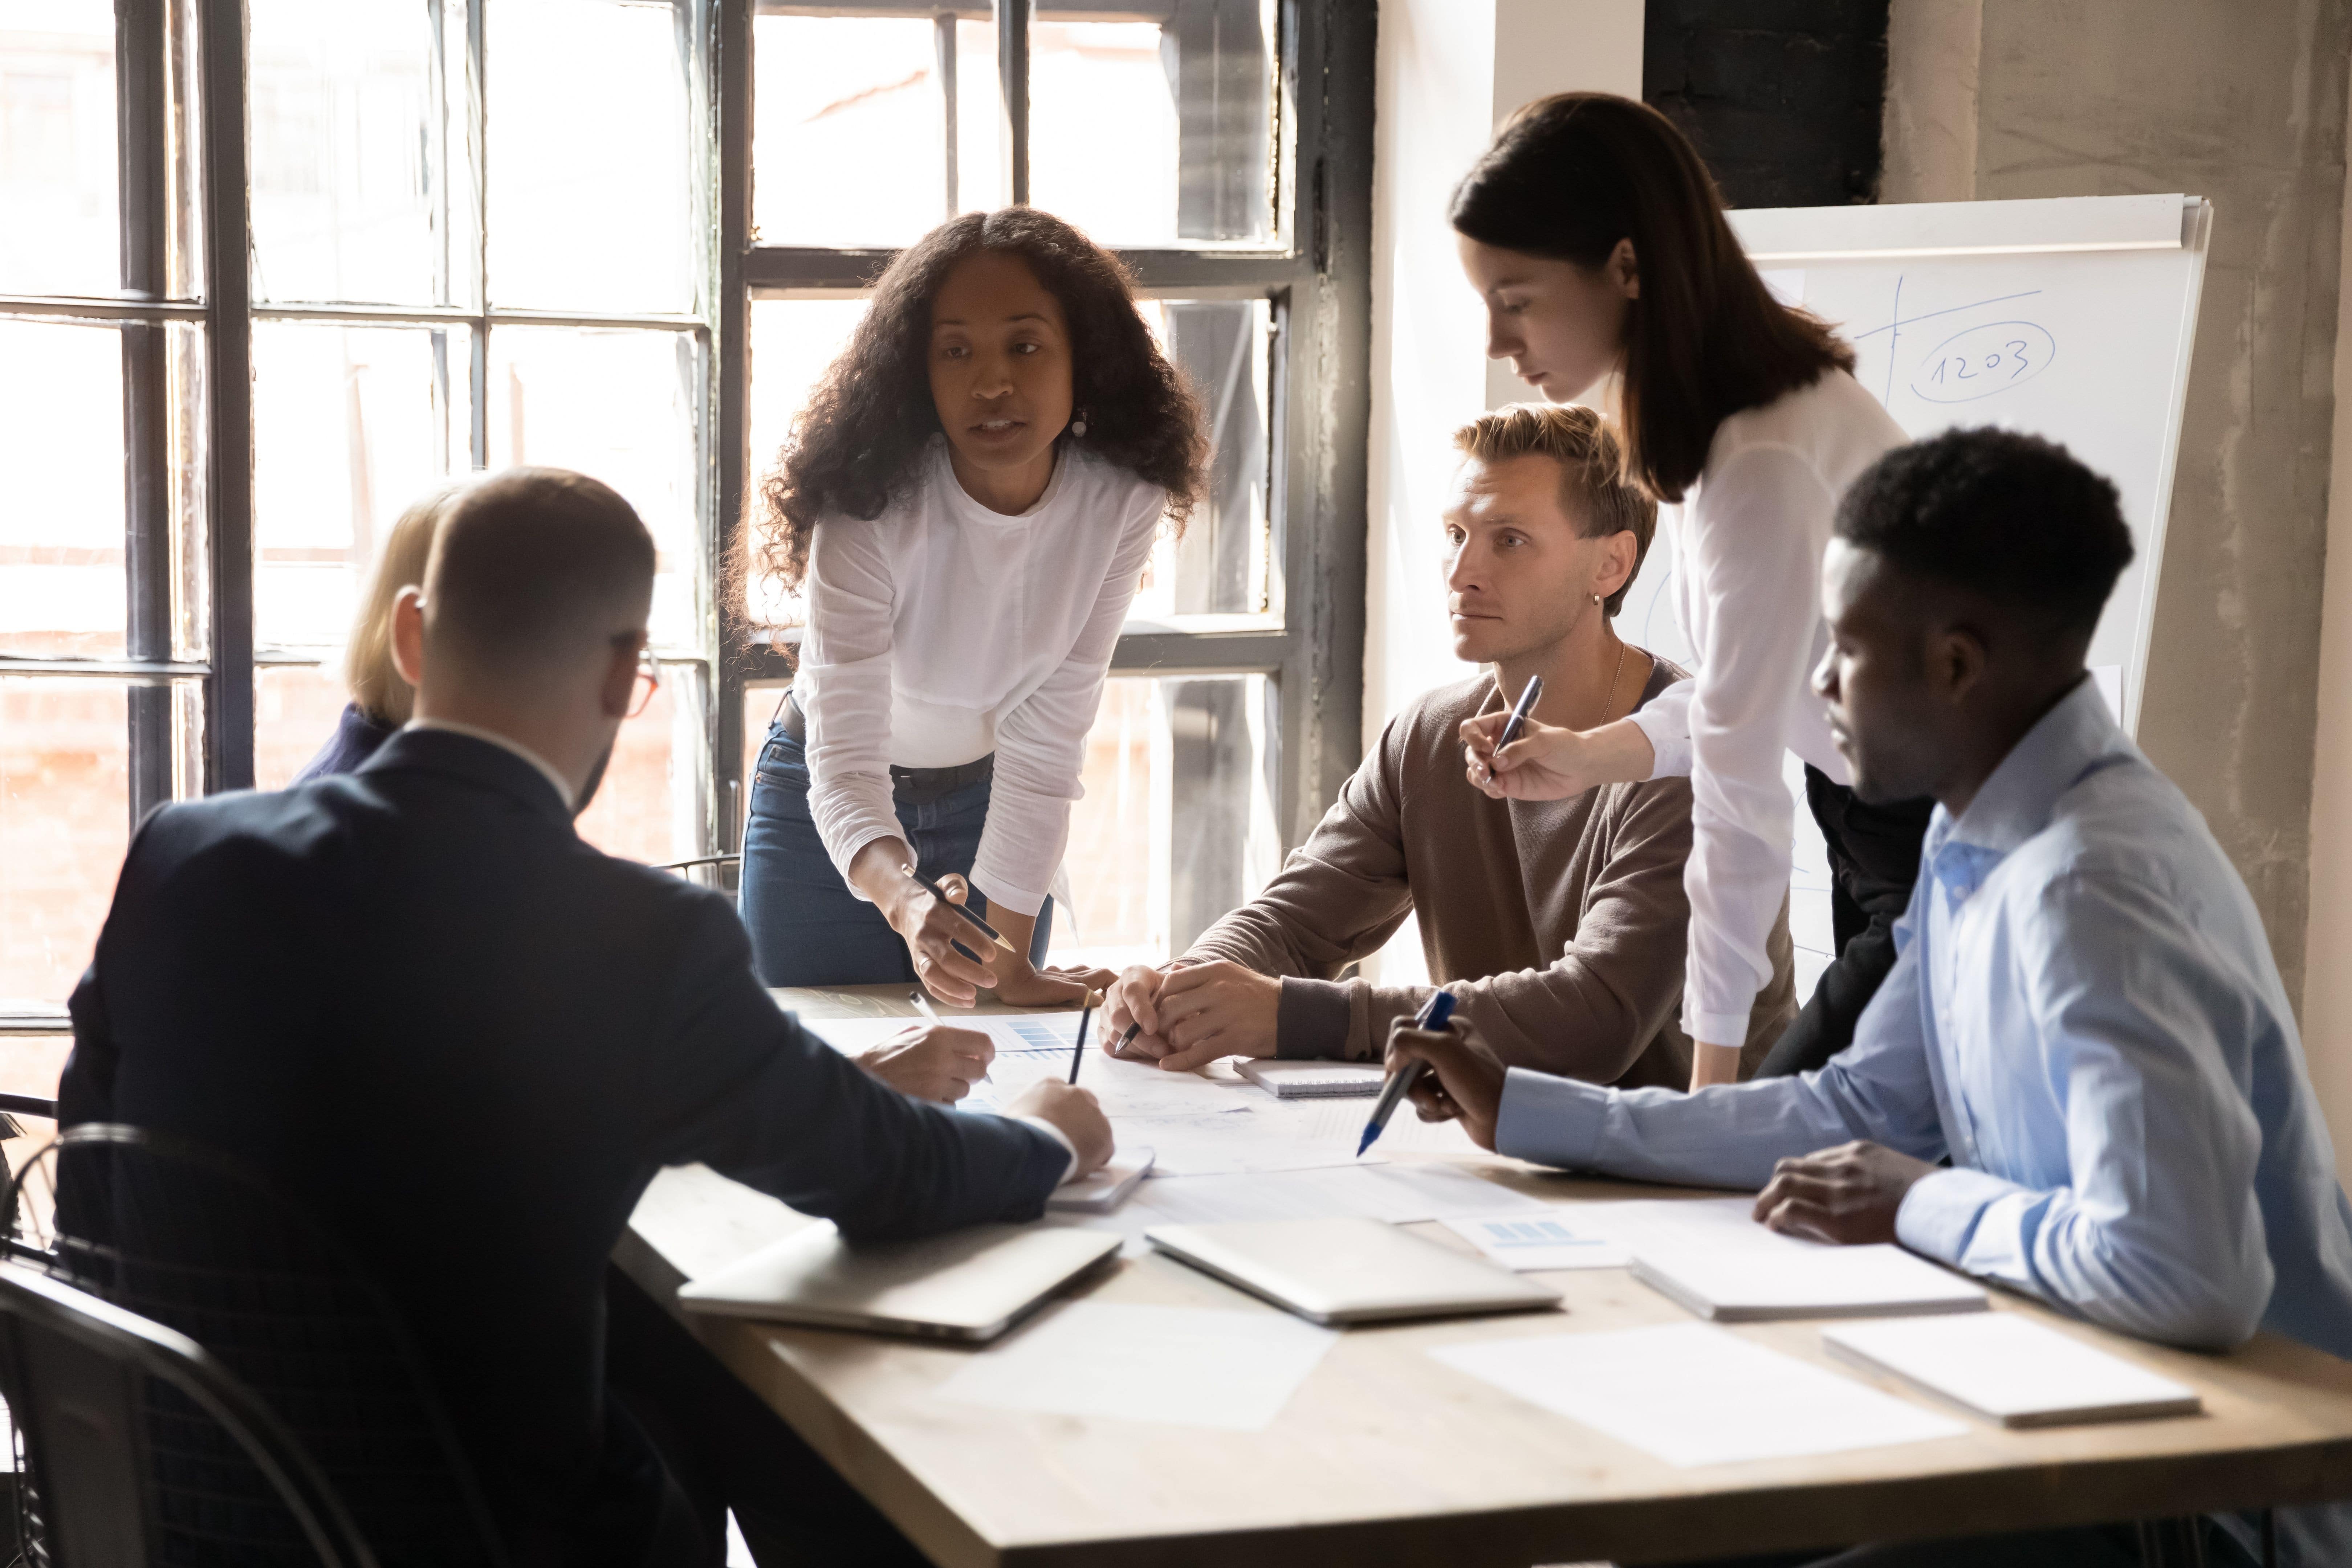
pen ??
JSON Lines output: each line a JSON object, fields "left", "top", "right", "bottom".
{"left": 907, "top": 990, "right": 943, "bottom": 1023}
{"left": 1358, "top": 990, "right": 1458, "bottom": 1157}
{"left": 901, "top": 864, "right": 1017, "bottom": 955}
{"left": 1069, "top": 991, "right": 1100, "bottom": 1084}
{"left": 1494, "top": 672, "right": 1545, "bottom": 752}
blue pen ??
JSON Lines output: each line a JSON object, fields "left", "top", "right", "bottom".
{"left": 1358, "top": 990, "right": 1458, "bottom": 1156}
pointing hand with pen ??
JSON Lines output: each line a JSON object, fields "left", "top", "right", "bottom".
{"left": 1381, "top": 1008, "right": 1508, "bottom": 1152}
{"left": 843, "top": 837, "right": 1110, "bottom": 1007}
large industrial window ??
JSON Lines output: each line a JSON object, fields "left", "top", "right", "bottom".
{"left": 0, "top": 0, "right": 1371, "bottom": 1034}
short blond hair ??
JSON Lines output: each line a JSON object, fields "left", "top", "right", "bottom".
{"left": 1452, "top": 403, "right": 1657, "bottom": 616}
{"left": 344, "top": 485, "right": 463, "bottom": 724}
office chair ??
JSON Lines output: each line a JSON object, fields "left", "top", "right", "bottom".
{"left": 4, "top": 1126, "right": 508, "bottom": 1567}
{"left": 0, "top": 1263, "right": 378, "bottom": 1568}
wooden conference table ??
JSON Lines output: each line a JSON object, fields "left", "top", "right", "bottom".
{"left": 616, "top": 985, "right": 2352, "bottom": 1567}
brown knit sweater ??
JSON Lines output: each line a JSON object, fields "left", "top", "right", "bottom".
{"left": 1184, "top": 660, "right": 1798, "bottom": 1090}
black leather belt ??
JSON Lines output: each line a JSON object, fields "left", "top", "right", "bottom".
{"left": 778, "top": 692, "right": 994, "bottom": 805}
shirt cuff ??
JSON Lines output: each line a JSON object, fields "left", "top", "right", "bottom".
{"left": 1628, "top": 702, "right": 1691, "bottom": 781}
{"left": 1275, "top": 977, "right": 1353, "bottom": 1060}
{"left": 1014, "top": 1115, "right": 1081, "bottom": 1185}
{"left": 1686, "top": 1006, "right": 1755, "bottom": 1050}
{"left": 970, "top": 869, "right": 1048, "bottom": 919}
{"left": 1894, "top": 1165, "right": 2019, "bottom": 1264}
{"left": 1493, "top": 1066, "right": 1612, "bottom": 1170}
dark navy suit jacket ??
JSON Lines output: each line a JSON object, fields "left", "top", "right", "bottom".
{"left": 61, "top": 728, "right": 1066, "bottom": 1559}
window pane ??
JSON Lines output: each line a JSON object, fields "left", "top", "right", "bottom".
{"left": 753, "top": 15, "right": 974, "bottom": 248}
{"left": 0, "top": 0, "right": 117, "bottom": 295}
{"left": 488, "top": 0, "right": 694, "bottom": 311}
{"left": 1051, "top": 673, "right": 1277, "bottom": 969}
{"left": 1128, "top": 298, "right": 1272, "bottom": 621}
{"left": 252, "top": 321, "right": 468, "bottom": 652}
{"left": 255, "top": 662, "right": 353, "bottom": 789}
{"left": 0, "top": 679, "right": 199, "bottom": 1010}
{"left": 486, "top": 326, "right": 700, "bottom": 648}
{"left": 1029, "top": 7, "right": 1275, "bottom": 247}
{"left": 575, "top": 657, "right": 704, "bottom": 866}
{"left": 249, "top": 0, "right": 456, "bottom": 306}
{"left": 0, "top": 317, "right": 124, "bottom": 658}
{"left": 744, "top": 297, "right": 866, "bottom": 629}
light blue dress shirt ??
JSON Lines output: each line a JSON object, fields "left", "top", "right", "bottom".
{"left": 1496, "top": 677, "right": 2352, "bottom": 1563}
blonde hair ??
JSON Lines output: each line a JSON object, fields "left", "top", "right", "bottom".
{"left": 1452, "top": 403, "right": 1657, "bottom": 616}
{"left": 344, "top": 485, "right": 463, "bottom": 724}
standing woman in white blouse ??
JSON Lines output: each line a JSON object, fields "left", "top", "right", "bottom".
{"left": 738, "top": 208, "right": 1205, "bottom": 1006}
{"left": 1454, "top": 94, "right": 1931, "bottom": 1090}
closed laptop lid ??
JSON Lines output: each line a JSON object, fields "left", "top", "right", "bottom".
{"left": 1146, "top": 1218, "right": 1561, "bottom": 1325}
{"left": 678, "top": 1222, "right": 1119, "bottom": 1343}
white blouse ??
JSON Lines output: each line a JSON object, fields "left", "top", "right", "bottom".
{"left": 794, "top": 443, "right": 1165, "bottom": 917}
{"left": 1627, "top": 369, "right": 1909, "bottom": 1046}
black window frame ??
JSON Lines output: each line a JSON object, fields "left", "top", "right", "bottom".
{"left": 0, "top": 0, "right": 1371, "bottom": 1029}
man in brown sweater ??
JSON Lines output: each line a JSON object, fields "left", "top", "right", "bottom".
{"left": 1105, "top": 404, "right": 1796, "bottom": 1090}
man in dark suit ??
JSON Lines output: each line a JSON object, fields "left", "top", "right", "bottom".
{"left": 60, "top": 468, "right": 1112, "bottom": 1566}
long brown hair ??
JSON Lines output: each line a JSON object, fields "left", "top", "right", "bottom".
{"left": 1449, "top": 92, "right": 1853, "bottom": 504}
{"left": 740, "top": 208, "right": 1205, "bottom": 624}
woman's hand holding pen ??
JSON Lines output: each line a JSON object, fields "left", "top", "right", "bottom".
{"left": 852, "top": 839, "right": 999, "bottom": 1005}
{"left": 1459, "top": 712, "right": 1657, "bottom": 802}
{"left": 1384, "top": 1015, "right": 1507, "bottom": 1151}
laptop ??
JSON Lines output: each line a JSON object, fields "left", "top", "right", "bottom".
{"left": 677, "top": 1222, "right": 1120, "bottom": 1343}
{"left": 1146, "top": 1218, "right": 1562, "bottom": 1325}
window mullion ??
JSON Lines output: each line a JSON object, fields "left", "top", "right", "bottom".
{"left": 936, "top": 12, "right": 959, "bottom": 220}
{"left": 468, "top": 0, "right": 489, "bottom": 469}
{"left": 198, "top": 0, "right": 255, "bottom": 793}
{"left": 119, "top": 0, "right": 175, "bottom": 823}
{"left": 994, "top": 0, "right": 1028, "bottom": 206}
{"left": 714, "top": 0, "right": 753, "bottom": 864}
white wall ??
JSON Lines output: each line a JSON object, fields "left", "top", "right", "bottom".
{"left": 1363, "top": 0, "right": 1644, "bottom": 739}
{"left": 1361, "top": 0, "right": 1641, "bottom": 983}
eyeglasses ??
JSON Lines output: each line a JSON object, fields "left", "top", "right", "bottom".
{"left": 627, "top": 647, "right": 661, "bottom": 719}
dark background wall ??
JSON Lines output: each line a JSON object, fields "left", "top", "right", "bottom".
{"left": 1643, "top": 0, "right": 1891, "bottom": 208}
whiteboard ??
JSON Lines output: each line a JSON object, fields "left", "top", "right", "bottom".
{"left": 1618, "top": 193, "right": 2212, "bottom": 736}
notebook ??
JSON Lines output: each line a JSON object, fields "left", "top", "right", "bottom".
{"left": 1237, "top": 1060, "right": 1387, "bottom": 1099}
{"left": 1629, "top": 1243, "right": 1989, "bottom": 1321}
{"left": 1823, "top": 1313, "right": 2203, "bottom": 1427}
{"left": 678, "top": 1223, "right": 1118, "bottom": 1343}
{"left": 1146, "top": 1217, "right": 1561, "bottom": 1325}
{"left": 1046, "top": 1147, "right": 1155, "bottom": 1213}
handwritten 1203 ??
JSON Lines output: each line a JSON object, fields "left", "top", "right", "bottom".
{"left": 1909, "top": 321, "right": 2056, "bottom": 404}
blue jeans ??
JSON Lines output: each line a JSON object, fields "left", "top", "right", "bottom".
{"left": 738, "top": 722, "right": 1052, "bottom": 987}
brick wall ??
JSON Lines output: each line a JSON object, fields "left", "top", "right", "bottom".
{"left": 1643, "top": 0, "right": 1890, "bottom": 208}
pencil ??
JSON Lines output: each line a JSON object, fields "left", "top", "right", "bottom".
{"left": 901, "top": 864, "right": 1017, "bottom": 955}
{"left": 1069, "top": 991, "right": 1100, "bottom": 1084}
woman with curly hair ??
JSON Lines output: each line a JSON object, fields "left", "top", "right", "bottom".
{"left": 739, "top": 207, "right": 1205, "bottom": 1008}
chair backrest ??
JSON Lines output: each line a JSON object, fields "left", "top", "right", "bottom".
{"left": 0, "top": 1263, "right": 377, "bottom": 1568}
{"left": 5, "top": 1127, "right": 508, "bottom": 1568}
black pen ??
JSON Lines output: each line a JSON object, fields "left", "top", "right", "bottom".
{"left": 1069, "top": 991, "right": 1100, "bottom": 1084}
{"left": 1495, "top": 672, "right": 1545, "bottom": 751}
{"left": 900, "top": 864, "right": 1016, "bottom": 955}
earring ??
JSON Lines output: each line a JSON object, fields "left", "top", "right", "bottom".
{"left": 1591, "top": 593, "right": 1602, "bottom": 605}
{"left": 1071, "top": 410, "right": 1088, "bottom": 438}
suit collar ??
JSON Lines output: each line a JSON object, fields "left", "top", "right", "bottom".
{"left": 357, "top": 727, "right": 577, "bottom": 826}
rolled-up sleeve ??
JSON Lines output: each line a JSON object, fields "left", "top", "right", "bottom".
{"left": 799, "top": 520, "right": 906, "bottom": 896}
{"left": 969, "top": 493, "right": 1163, "bottom": 916}
{"left": 1680, "top": 446, "right": 1835, "bottom": 1046}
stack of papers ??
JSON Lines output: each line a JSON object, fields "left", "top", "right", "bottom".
{"left": 1823, "top": 1314, "right": 2202, "bottom": 1427}
{"left": 1059, "top": 1161, "right": 1550, "bottom": 1254}
{"left": 1430, "top": 1321, "right": 1966, "bottom": 1466}
{"left": 1237, "top": 1060, "right": 1387, "bottom": 1098}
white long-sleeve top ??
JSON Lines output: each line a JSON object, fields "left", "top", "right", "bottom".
{"left": 1627, "top": 369, "right": 1907, "bottom": 1045}
{"left": 794, "top": 443, "right": 1165, "bottom": 917}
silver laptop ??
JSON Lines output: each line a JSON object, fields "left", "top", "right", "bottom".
{"left": 1146, "top": 1218, "right": 1562, "bottom": 1325}
{"left": 677, "top": 1222, "right": 1119, "bottom": 1343}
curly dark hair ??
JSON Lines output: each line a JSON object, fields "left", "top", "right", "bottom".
{"left": 739, "top": 207, "right": 1207, "bottom": 622}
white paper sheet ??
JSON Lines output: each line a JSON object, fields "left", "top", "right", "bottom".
{"left": 1563, "top": 1196, "right": 1834, "bottom": 1259}
{"left": 1429, "top": 1322, "right": 1966, "bottom": 1467}
{"left": 933, "top": 1301, "right": 1337, "bottom": 1430}
{"left": 1440, "top": 1210, "right": 1632, "bottom": 1271}
{"left": 1058, "top": 1162, "right": 1548, "bottom": 1254}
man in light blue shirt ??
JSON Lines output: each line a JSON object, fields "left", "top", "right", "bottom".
{"left": 1403, "top": 428, "right": 2352, "bottom": 1566}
